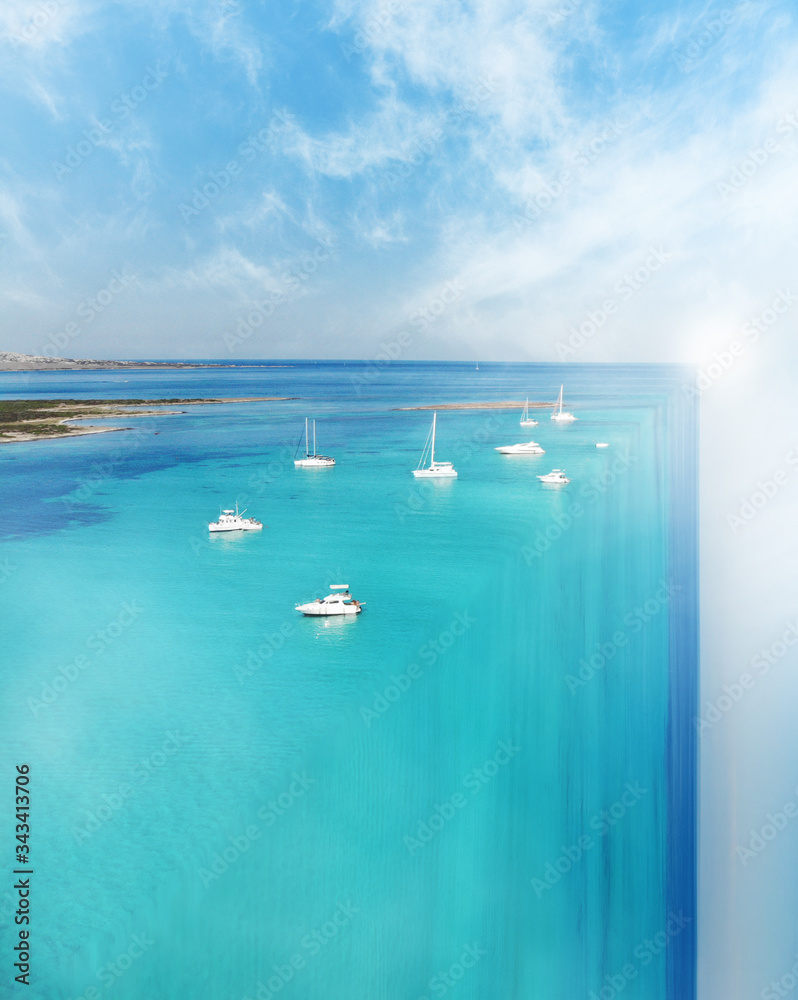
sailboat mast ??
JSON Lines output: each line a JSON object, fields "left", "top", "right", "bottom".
{"left": 313, "top": 420, "right": 317, "bottom": 458}
{"left": 558, "top": 385, "right": 564, "bottom": 414}
{"left": 431, "top": 412, "right": 437, "bottom": 466}
{"left": 305, "top": 417, "right": 309, "bottom": 457}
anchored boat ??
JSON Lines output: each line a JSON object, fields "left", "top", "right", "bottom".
{"left": 551, "top": 385, "right": 577, "bottom": 423}
{"left": 208, "top": 503, "right": 264, "bottom": 532}
{"left": 412, "top": 412, "right": 457, "bottom": 478}
{"left": 295, "top": 585, "right": 364, "bottom": 616}
{"left": 537, "top": 469, "right": 570, "bottom": 484}
{"left": 520, "top": 398, "right": 539, "bottom": 427}
{"left": 496, "top": 441, "right": 545, "bottom": 456}
{"left": 295, "top": 418, "right": 335, "bottom": 468}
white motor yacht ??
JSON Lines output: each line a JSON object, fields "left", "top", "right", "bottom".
{"left": 537, "top": 469, "right": 570, "bottom": 484}
{"left": 209, "top": 503, "right": 264, "bottom": 532}
{"left": 295, "top": 585, "right": 364, "bottom": 616}
{"left": 596, "top": 442, "right": 609, "bottom": 448}
{"left": 551, "top": 384, "right": 577, "bottom": 422}
{"left": 520, "top": 398, "right": 538, "bottom": 427}
{"left": 295, "top": 418, "right": 335, "bottom": 468}
{"left": 412, "top": 412, "right": 458, "bottom": 478}
{"left": 496, "top": 441, "right": 545, "bottom": 456}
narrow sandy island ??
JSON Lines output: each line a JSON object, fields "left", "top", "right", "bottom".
{"left": 395, "top": 401, "right": 552, "bottom": 410}
{"left": 0, "top": 351, "right": 296, "bottom": 372}
{"left": 0, "top": 397, "right": 297, "bottom": 443}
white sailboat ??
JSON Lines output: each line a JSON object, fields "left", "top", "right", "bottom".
{"left": 551, "top": 384, "right": 577, "bottom": 422}
{"left": 294, "top": 418, "right": 335, "bottom": 468}
{"left": 520, "top": 398, "right": 538, "bottom": 427}
{"left": 412, "top": 412, "right": 458, "bottom": 478}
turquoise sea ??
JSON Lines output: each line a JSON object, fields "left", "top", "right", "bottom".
{"left": 0, "top": 362, "right": 697, "bottom": 1000}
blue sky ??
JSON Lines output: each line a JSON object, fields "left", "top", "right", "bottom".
{"left": 1, "top": 0, "right": 796, "bottom": 360}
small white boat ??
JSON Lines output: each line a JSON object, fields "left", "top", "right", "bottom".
{"left": 209, "top": 503, "right": 263, "bottom": 532}
{"left": 295, "top": 418, "right": 335, "bottom": 468}
{"left": 296, "top": 585, "right": 364, "bottom": 616}
{"left": 596, "top": 442, "right": 609, "bottom": 448}
{"left": 537, "top": 469, "right": 570, "bottom": 484}
{"left": 551, "top": 384, "right": 577, "bottom": 422}
{"left": 496, "top": 441, "right": 545, "bottom": 456}
{"left": 412, "top": 412, "right": 457, "bottom": 478}
{"left": 520, "top": 398, "right": 538, "bottom": 427}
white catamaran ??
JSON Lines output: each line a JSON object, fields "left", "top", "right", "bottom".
{"left": 412, "top": 411, "right": 458, "bottom": 478}
{"left": 551, "top": 384, "right": 577, "bottom": 423}
{"left": 520, "top": 398, "right": 538, "bottom": 427}
{"left": 295, "top": 418, "right": 335, "bottom": 468}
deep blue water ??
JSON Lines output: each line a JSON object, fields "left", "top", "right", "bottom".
{"left": 0, "top": 362, "right": 697, "bottom": 999}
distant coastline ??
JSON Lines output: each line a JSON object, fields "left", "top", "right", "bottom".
{"left": 0, "top": 351, "right": 294, "bottom": 372}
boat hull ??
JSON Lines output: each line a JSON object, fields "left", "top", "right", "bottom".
{"left": 295, "top": 458, "right": 335, "bottom": 467}
{"left": 496, "top": 445, "right": 545, "bottom": 455}
{"left": 208, "top": 523, "right": 263, "bottom": 532}
{"left": 296, "top": 604, "right": 362, "bottom": 616}
{"left": 551, "top": 414, "right": 577, "bottom": 422}
{"left": 412, "top": 468, "right": 458, "bottom": 478}
{"left": 519, "top": 420, "right": 538, "bottom": 427}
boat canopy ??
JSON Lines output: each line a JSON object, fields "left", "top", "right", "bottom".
{"left": 330, "top": 584, "right": 349, "bottom": 590}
